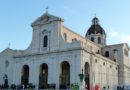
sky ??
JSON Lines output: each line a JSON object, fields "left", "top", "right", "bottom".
{"left": 0, "top": 0, "right": 130, "bottom": 52}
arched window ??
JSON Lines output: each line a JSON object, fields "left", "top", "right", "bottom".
{"left": 124, "top": 49, "right": 128, "bottom": 56}
{"left": 105, "top": 51, "right": 109, "bottom": 57}
{"left": 43, "top": 35, "right": 48, "bottom": 47}
{"left": 5, "top": 60, "right": 9, "bottom": 68}
{"left": 63, "top": 33, "right": 67, "bottom": 41}
{"left": 98, "top": 37, "right": 101, "bottom": 44}
{"left": 84, "top": 62, "right": 90, "bottom": 90}
{"left": 91, "top": 37, "right": 94, "bottom": 42}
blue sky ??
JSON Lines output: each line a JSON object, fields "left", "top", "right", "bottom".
{"left": 0, "top": 0, "right": 130, "bottom": 52}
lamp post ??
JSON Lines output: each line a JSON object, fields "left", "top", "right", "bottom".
{"left": 78, "top": 69, "right": 84, "bottom": 90}
{"left": 79, "top": 69, "right": 84, "bottom": 82}
{"left": 79, "top": 49, "right": 84, "bottom": 90}
{"left": 90, "top": 46, "right": 94, "bottom": 90}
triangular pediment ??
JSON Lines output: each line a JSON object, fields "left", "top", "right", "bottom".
{"left": 31, "top": 13, "right": 64, "bottom": 26}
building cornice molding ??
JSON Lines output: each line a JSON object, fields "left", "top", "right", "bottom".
{"left": 13, "top": 47, "right": 82, "bottom": 58}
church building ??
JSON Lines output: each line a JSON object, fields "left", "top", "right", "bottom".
{"left": 0, "top": 11, "right": 130, "bottom": 90}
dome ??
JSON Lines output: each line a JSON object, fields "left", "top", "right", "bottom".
{"left": 85, "top": 17, "right": 106, "bottom": 36}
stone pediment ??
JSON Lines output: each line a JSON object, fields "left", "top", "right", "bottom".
{"left": 31, "top": 13, "right": 64, "bottom": 27}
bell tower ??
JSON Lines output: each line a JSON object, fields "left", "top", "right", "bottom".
{"left": 85, "top": 17, "right": 106, "bottom": 46}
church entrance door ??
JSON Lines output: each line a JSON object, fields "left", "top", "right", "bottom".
{"left": 39, "top": 63, "right": 48, "bottom": 89}
{"left": 21, "top": 65, "right": 29, "bottom": 86}
{"left": 60, "top": 61, "right": 70, "bottom": 89}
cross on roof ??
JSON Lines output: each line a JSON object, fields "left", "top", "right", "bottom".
{"left": 46, "top": 6, "right": 49, "bottom": 13}
{"left": 95, "top": 13, "right": 96, "bottom": 17}
{"left": 7, "top": 43, "right": 10, "bottom": 48}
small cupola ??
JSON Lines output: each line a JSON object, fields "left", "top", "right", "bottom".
{"left": 92, "top": 17, "right": 99, "bottom": 25}
{"left": 86, "top": 17, "right": 106, "bottom": 36}
{"left": 85, "top": 17, "right": 106, "bottom": 46}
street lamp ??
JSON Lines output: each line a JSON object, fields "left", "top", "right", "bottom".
{"left": 78, "top": 73, "right": 84, "bottom": 82}
{"left": 78, "top": 47, "right": 85, "bottom": 89}
{"left": 78, "top": 69, "right": 84, "bottom": 90}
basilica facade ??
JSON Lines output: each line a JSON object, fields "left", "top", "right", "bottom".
{"left": 0, "top": 12, "right": 130, "bottom": 90}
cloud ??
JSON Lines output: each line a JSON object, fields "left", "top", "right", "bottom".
{"left": 121, "top": 35, "right": 130, "bottom": 43}
{"left": 62, "top": 6, "right": 69, "bottom": 10}
{"left": 108, "top": 31, "right": 130, "bottom": 45}
{"left": 109, "top": 31, "right": 119, "bottom": 37}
